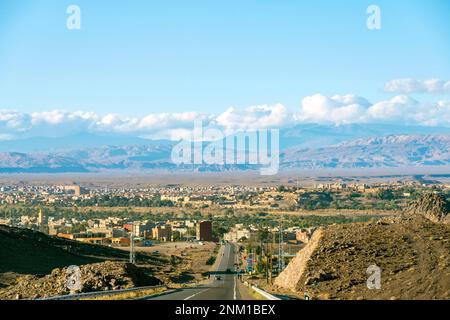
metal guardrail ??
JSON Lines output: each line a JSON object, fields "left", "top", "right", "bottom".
{"left": 250, "top": 285, "right": 282, "bottom": 300}
{"left": 35, "top": 285, "right": 166, "bottom": 300}
{"left": 243, "top": 281, "right": 281, "bottom": 300}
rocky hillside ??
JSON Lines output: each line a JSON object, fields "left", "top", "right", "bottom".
{"left": 405, "top": 193, "right": 449, "bottom": 224}
{"left": 0, "top": 261, "right": 161, "bottom": 300}
{"left": 0, "top": 225, "right": 166, "bottom": 276}
{"left": 0, "top": 226, "right": 170, "bottom": 299}
{"left": 273, "top": 194, "right": 450, "bottom": 300}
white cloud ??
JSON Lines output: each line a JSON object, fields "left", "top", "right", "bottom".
{"left": 0, "top": 134, "right": 15, "bottom": 141}
{"left": 0, "top": 110, "right": 32, "bottom": 132}
{"left": 366, "top": 95, "right": 450, "bottom": 126}
{"left": 216, "top": 103, "right": 293, "bottom": 133}
{"left": 296, "top": 94, "right": 370, "bottom": 125}
{"left": 0, "top": 106, "right": 290, "bottom": 141}
{"left": 30, "top": 110, "right": 98, "bottom": 127}
{"left": 138, "top": 112, "right": 213, "bottom": 131}
{"left": 385, "top": 78, "right": 450, "bottom": 94}
{"left": 93, "top": 112, "right": 214, "bottom": 138}
{"left": 296, "top": 94, "right": 450, "bottom": 127}
{"left": 95, "top": 114, "right": 139, "bottom": 133}
{"left": 367, "top": 95, "right": 418, "bottom": 121}
{"left": 26, "top": 110, "right": 99, "bottom": 137}
{"left": 0, "top": 94, "right": 449, "bottom": 141}
{"left": 411, "top": 100, "right": 450, "bottom": 126}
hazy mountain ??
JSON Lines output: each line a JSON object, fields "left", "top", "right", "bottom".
{"left": 2, "top": 124, "right": 449, "bottom": 153}
{"left": 0, "top": 134, "right": 448, "bottom": 173}
{"left": 0, "top": 144, "right": 175, "bottom": 173}
{"left": 281, "top": 135, "right": 450, "bottom": 169}
{"left": 0, "top": 133, "right": 172, "bottom": 153}
{"left": 279, "top": 123, "right": 450, "bottom": 149}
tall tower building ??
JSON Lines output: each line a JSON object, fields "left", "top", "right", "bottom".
{"left": 196, "top": 220, "right": 213, "bottom": 242}
{"left": 38, "top": 209, "right": 47, "bottom": 226}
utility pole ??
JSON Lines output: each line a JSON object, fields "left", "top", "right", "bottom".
{"left": 278, "top": 222, "right": 284, "bottom": 274}
{"left": 130, "top": 222, "right": 135, "bottom": 264}
{"left": 278, "top": 224, "right": 281, "bottom": 273}
{"left": 272, "top": 229, "right": 276, "bottom": 276}
{"left": 264, "top": 239, "right": 270, "bottom": 284}
{"left": 268, "top": 253, "right": 273, "bottom": 285}
{"left": 265, "top": 232, "right": 272, "bottom": 284}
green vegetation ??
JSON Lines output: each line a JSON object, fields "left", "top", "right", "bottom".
{"left": 295, "top": 188, "right": 425, "bottom": 211}
{"left": 73, "top": 195, "right": 174, "bottom": 207}
{"left": 206, "top": 256, "right": 216, "bottom": 266}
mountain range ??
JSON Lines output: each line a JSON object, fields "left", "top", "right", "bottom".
{"left": 281, "top": 134, "right": 450, "bottom": 169}
{"left": 0, "top": 124, "right": 449, "bottom": 173}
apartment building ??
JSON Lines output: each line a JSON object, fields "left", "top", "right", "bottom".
{"left": 196, "top": 220, "right": 213, "bottom": 242}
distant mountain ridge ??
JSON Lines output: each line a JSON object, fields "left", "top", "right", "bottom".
{"left": 279, "top": 123, "right": 450, "bottom": 149}
{"left": 1, "top": 123, "right": 449, "bottom": 153}
{"left": 0, "top": 133, "right": 448, "bottom": 173}
{"left": 0, "top": 133, "right": 172, "bottom": 153}
{"left": 335, "top": 134, "right": 450, "bottom": 147}
{"left": 281, "top": 134, "right": 450, "bottom": 170}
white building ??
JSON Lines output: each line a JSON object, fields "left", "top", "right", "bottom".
{"left": 224, "top": 224, "right": 251, "bottom": 242}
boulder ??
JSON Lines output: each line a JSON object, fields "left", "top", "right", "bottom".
{"left": 405, "top": 193, "right": 450, "bottom": 224}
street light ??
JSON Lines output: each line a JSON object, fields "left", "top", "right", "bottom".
{"left": 130, "top": 222, "right": 135, "bottom": 264}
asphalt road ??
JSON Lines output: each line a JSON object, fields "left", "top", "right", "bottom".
{"left": 147, "top": 243, "right": 243, "bottom": 300}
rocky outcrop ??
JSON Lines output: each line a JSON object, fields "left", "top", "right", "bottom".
{"left": 0, "top": 261, "right": 162, "bottom": 300}
{"left": 274, "top": 229, "right": 323, "bottom": 290}
{"left": 272, "top": 217, "right": 450, "bottom": 300}
{"left": 0, "top": 225, "right": 166, "bottom": 276}
{"left": 405, "top": 193, "right": 450, "bottom": 224}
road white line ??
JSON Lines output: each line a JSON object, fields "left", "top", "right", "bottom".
{"left": 233, "top": 275, "right": 237, "bottom": 300}
{"left": 215, "top": 244, "right": 225, "bottom": 273}
{"left": 183, "top": 289, "right": 209, "bottom": 300}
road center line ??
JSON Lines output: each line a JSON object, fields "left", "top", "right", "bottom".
{"left": 183, "top": 289, "right": 209, "bottom": 300}
{"left": 233, "top": 274, "right": 237, "bottom": 300}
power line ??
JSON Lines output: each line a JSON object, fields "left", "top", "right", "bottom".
{"left": 130, "top": 222, "right": 135, "bottom": 264}
{"left": 278, "top": 222, "right": 284, "bottom": 274}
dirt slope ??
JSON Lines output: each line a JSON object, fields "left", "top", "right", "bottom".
{"left": 405, "top": 193, "right": 450, "bottom": 224}
{"left": 274, "top": 194, "right": 450, "bottom": 300}
{"left": 0, "top": 261, "right": 162, "bottom": 300}
{"left": 274, "top": 216, "right": 450, "bottom": 299}
{"left": 0, "top": 225, "right": 165, "bottom": 276}
{"left": 275, "top": 229, "right": 323, "bottom": 290}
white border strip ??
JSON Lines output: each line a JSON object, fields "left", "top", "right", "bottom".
{"left": 35, "top": 285, "right": 166, "bottom": 300}
{"left": 250, "top": 285, "right": 281, "bottom": 300}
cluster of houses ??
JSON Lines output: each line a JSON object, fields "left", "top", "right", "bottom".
{"left": 1, "top": 181, "right": 448, "bottom": 210}
{"left": 1, "top": 208, "right": 213, "bottom": 247}
{"left": 56, "top": 219, "right": 213, "bottom": 246}
{"left": 224, "top": 223, "right": 316, "bottom": 245}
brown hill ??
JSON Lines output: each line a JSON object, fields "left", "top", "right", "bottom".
{"left": 405, "top": 193, "right": 449, "bottom": 224}
{"left": 274, "top": 214, "right": 450, "bottom": 300}
{"left": 0, "top": 225, "right": 166, "bottom": 277}
{"left": 0, "top": 261, "right": 162, "bottom": 300}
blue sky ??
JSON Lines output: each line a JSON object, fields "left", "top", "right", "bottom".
{"left": 0, "top": 0, "right": 449, "bottom": 140}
